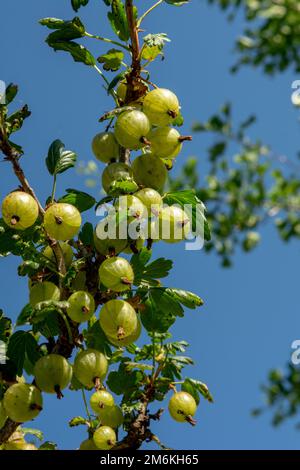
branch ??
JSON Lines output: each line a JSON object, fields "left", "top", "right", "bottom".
{"left": 125, "top": 0, "right": 142, "bottom": 103}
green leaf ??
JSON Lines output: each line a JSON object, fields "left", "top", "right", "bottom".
{"left": 131, "top": 248, "right": 173, "bottom": 286}
{"left": 59, "top": 189, "right": 95, "bottom": 212}
{"left": 7, "top": 331, "right": 41, "bottom": 376}
{"left": 107, "top": 362, "right": 144, "bottom": 396}
{"left": 5, "top": 83, "right": 18, "bottom": 105}
{"left": 141, "top": 289, "right": 181, "bottom": 333}
{"left": 182, "top": 378, "right": 213, "bottom": 404}
{"left": 172, "top": 112, "right": 184, "bottom": 127}
{"left": 41, "top": 17, "right": 86, "bottom": 41}
{"left": 165, "top": 288, "right": 204, "bottom": 309}
{"left": 6, "top": 105, "right": 31, "bottom": 135}
{"left": 69, "top": 416, "right": 88, "bottom": 427}
{"left": 32, "top": 312, "right": 61, "bottom": 338}
{"left": 46, "top": 140, "right": 77, "bottom": 176}
{"left": 163, "top": 190, "right": 211, "bottom": 241}
{"left": 85, "top": 321, "right": 112, "bottom": 357}
{"left": 22, "top": 428, "right": 44, "bottom": 441}
{"left": 95, "top": 195, "right": 114, "bottom": 211}
{"left": 109, "top": 178, "right": 139, "bottom": 196}
{"left": 142, "top": 33, "right": 170, "bottom": 62}
{"left": 97, "top": 48, "right": 124, "bottom": 71}
{"left": 164, "top": 0, "right": 190, "bottom": 5}
{"left": 0, "top": 310, "right": 12, "bottom": 343}
{"left": 71, "top": 0, "right": 89, "bottom": 12}
{"left": 108, "top": 0, "right": 130, "bottom": 42}
{"left": 107, "top": 72, "right": 126, "bottom": 93}
{"left": 39, "top": 441, "right": 57, "bottom": 450}
{"left": 79, "top": 222, "right": 94, "bottom": 246}
{"left": 46, "top": 40, "right": 95, "bottom": 66}
{"left": 16, "top": 304, "right": 33, "bottom": 326}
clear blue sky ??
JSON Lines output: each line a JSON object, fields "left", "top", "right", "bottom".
{"left": 1, "top": 0, "right": 300, "bottom": 450}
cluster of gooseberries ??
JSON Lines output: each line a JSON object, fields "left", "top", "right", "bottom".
{"left": 0, "top": 85, "right": 198, "bottom": 451}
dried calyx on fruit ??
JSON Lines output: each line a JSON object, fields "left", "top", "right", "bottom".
{"left": 168, "top": 391, "right": 197, "bottom": 425}
{"left": 99, "top": 299, "right": 138, "bottom": 341}
{"left": 73, "top": 349, "right": 108, "bottom": 389}
{"left": 44, "top": 203, "right": 81, "bottom": 241}
{"left": 90, "top": 390, "right": 114, "bottom": 414}
{"left": 66, "top": 291, "right": 95, "bottom": 323}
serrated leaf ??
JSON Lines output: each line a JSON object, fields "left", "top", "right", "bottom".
{"left": 7, "top": 331, "right": 41, "bottom": 376}
{"left": 6, "top": 105, "right": 31, "bottom": 134}
{"left": 42, "top": 17, "right": 86, "bottom": 41}
{"left": 182, "top": 377, "right": 213, "bottom": 403}
{"left": 46, "top": 40, "right": 95, "bottom": 66}
{"left": 59, "top": 188, "right": 95, "bottom": 212}
{"left": 46, "top": 139, "right": 77, "bottom": 176}
{"left": 107, "top": 362, "right": 144, "bottom": 396}
{"left": 97, "top": 48, "right": 124, "bottom": 71}
{"left": 131, "top": 249, "right": 172, "bottom": 286}
{"left": 165, "top": 288, "right": 203, "bottom": 309}
{"left": 108, "top": 0, "right": 130, "bottom": 42}
{"left": 69, "top": 416, "right": 88, "bottom": 427}
{"left": 142, "top": 33, "right": 170, "bottom": 62}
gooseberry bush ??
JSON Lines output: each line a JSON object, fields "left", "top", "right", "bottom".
{"left": 0, "top": 0, "right": 212, "bottom": 450}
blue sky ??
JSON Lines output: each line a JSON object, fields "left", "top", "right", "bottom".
{"left": 1, "top": 0, "right": 300, "bottom": 450}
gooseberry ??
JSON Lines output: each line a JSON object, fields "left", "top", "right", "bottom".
{"left": 67, "top": 291, "right": 95, "bottom": 323}
{"left": 34, "top": 354, "right": 72, "bottom": 398}
{"left": 43, "top": 241, "right": 74, "bottom": 268}
{"left": 93, "top": 425, "right": 116, "bottom": 450}
{"left": 114, "top": 110, "right": 151, "bottom": 150}
{"left": 98, "top": 405, "right": 124, "bottom": 429}
{"left": 132, "top": 154, "right": 167, "bottom": 191}
{"left": 115, "top": 194, "right": 147, "bottom": 221}
{"left": 158, "top": 205, "right": 191, "bottom": 243}
{"left": 135, "top": 188, "right": 163, "bottom": 212}
{"left": 143, "top": 88, "right": 180, "bottom": 127}
{"left": 44, "top": 203, "right": 81, "bottom": 241}
{"left": 168, "top": 391, "right": 197, "bottom": 424}
{"left": 99, "top": 257, "right": 134, "bottom": 292}
{"left": 92, "top": 132, "right": 119, "bottom": 164}
{"left": 3, "top": 383, "right": 43, "bottom": 423}
{"left": 73, "top": 349, "right": 108, "bottom": 389}
{"left": 1, "top": 191, "right": 39, "bottom": 230}
{"left": 3, "top": 441, "right": 38, "bottom": 450}
{"left": 99, "top": 299, "right": 138, "bottom": 340}
{"left": 29, "top": 281, "right": 60, "bottom": 307}
{"left": 102, "top": 162, "right": 133, "bottom": 194}
{"left": 94, "top": 226, "right": 127, "bottom": 257}
{"left": 79, "top": 438, "right": 99, "bottom": 451}
{"left": 90, "top": 390, "right": 114, "bottom": 414}
{"left": 148, "top": 126, "right": 184, "bottom": 159}
{"left": 107, "top": 318, "right": 141, "bottom": 346}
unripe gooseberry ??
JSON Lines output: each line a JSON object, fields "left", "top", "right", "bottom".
{"left": 116, "top": 81, "right": 127, "bottom": 102}
{"left": 0, "top": 401, "right": 8, "bottom": 429}
{"left": 149, "top": 126, "right": 188, "bottom": 159}
{"left": 114, "top": 195, "right": 148, "bottom": 221}
{"left": 158, "top": 206, "right": 191, "bottom": 243}
{"left": 94, "top": 226, "right": 127, "bottom": 257}
{"left": 44, "top": 203, "right": 81, "bottom": 241}
{"left": 107, "top": 318, "right": 141, "bottom": 347}
{"left": 135, "top": 188, "right": 163, "bottom": 212}
{"left": 93, "top": 425, "right": 116, "bottom": 450}
{"left": 168, "top": 391, "right": 197, "bottom": 425}
{"left": 73, "top": 349, "right": 108, "bottom": 389}
{"left": 143, "top": 88, "right": 180, "bottom": 127}
{"left": 67, "top": 291, "right": 95, "bottom": 323}
{"left": 99, "top": 299, "right": 138, "bottom": 341}
{"left": 3, "top": 383, "right": 43, "bottom": 423}
{"left": 34, "top": 354, "right": 72, "bottom": 398}
{"left": 29, "top": 281, "right": 60, "bottom": 307}
{"left": 92, "top": 132, "right": 119, "bottom": 163}
{"left": 79, "top": 438, "right": 99, "bottom": 451}
{"left": 114, "top": 110, "right": 151, "bottom": 150}
{"left": 90, "top": 390, "right": 114, "bottom": 414}
{"left": 102, "top": 162, "right": 134, "bottom": 194}
{"left": 99, "top": 257, "right": 134, "bottom": 292}
{"left": 43, "top": 241, "right": 73, "bottom": 268}
{"left": 2, "top": 191, "right": 39, "bottom": 230}
{"left": 98, "top": 405, "right": 124, "bottom": 429}
{"left": 132, "top": 154, "right": 167, "bottom": 191}
{"left": 3, "top": 441, "right": 38, "bottom": 450}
